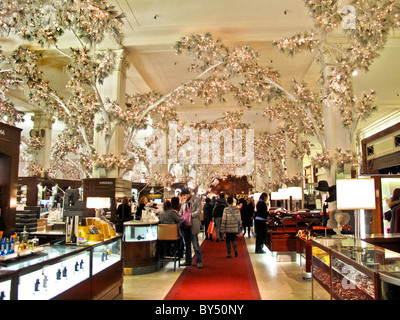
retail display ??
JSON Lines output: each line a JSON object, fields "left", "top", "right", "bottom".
{"left": 123, "top": 221, "right": 158, "bottom": 274}
{"left": 124, "top": 221, "right": 158, "bottom": 242}
{"left": 312, "top": 237, "right": 400, "bottom": 300}
{"left": 0, "top": 235, "right": 122, "bottom": 300}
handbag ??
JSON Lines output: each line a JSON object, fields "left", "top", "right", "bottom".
{"left": 180, "top": 203, "right": 192, "bottom": 229}
{"left": 228, "top": 207, "right": 241, "bottom": 235}
{"left": 207, "top": 221, "right": 215, "bottom": 234}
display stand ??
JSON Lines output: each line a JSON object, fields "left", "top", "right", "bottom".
{"left": 123, "top": 220, "right": 158, "bottom": 274}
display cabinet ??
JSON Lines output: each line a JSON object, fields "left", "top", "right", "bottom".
{"left": 0, "top": 272, "right": 14, "bottom": 300}
{"left": 311, "top": 240, "right": 331, "bottom": 300}
{"left": 17, "top": 247, "right": 91, "bottom": 300}
{"left": 123, "top": 220, "right": 158, "bottom": 274}
{"left": 312, "top": 237, "right": 400, "bottom": 300}
{"left": 0, "top": 235, "right": 122, "bottom": 300}
{"left": 124, "top": 222, "right": 158, "bottom": 242}
{"left": 296, "top": 235, "right": 312, "bottom": 277}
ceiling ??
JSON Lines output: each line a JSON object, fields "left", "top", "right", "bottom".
{"left": 3, "top": 0, "right": 400, "bottom": 140}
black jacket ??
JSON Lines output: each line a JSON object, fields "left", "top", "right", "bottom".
{"left": 203, "top": 202, "right": 213, "bottom": 222}
{"left": 117, "top": 203, "right": 131, "bottom": 219}
{"left": 241, "top": 202, "right": 254, "bottom": 227}
{"left": 256, "top": 200, "right": 269, "bottom": 220}
{"left": 212, "top": 198, "right": 227, "bottom": 218}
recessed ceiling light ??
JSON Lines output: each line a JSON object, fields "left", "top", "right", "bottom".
{"left": 352, "top": 70, "right": 358, "bottom": 76}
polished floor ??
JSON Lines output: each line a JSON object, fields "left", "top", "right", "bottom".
{"left": 123, "top": 232, "right": 312, "bottom": 300}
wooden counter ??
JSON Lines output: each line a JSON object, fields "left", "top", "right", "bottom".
{"left": 123, "top": 220, "right": 159, "bottom": 274}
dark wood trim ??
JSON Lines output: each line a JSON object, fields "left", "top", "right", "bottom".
{"left": 0, "top": 123, "right": 22, "bottom": 237}
{"left": 361, "top": 122, "right": 400, "bottom": 174}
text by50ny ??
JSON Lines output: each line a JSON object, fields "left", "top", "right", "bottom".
{"left": 155, "top": 304, "right": 245, "bottom": 317}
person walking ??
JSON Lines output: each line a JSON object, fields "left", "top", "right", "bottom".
{"left": 221, "top": 196, "right": 241, "bottom": 258}
{"left": 255, "top": 193, "right": 270, "bottom": 254}
{"left": 212, "top": 192, "right": 227, "bottom": 242}
{"left": 179, "top": 188, "right": 203, "bottom": 268}
{"left": 240, "top": 196, "right": 254, "bottom": 237}
{"left": 203, "top": 197, "right": 214, "bottom": 240}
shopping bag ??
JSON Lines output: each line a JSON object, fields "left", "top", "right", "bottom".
{"left": 207, "top": 221, "right": 215, "bottom": 234}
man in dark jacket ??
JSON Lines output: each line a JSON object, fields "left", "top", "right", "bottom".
{"left": 212, "top": 193, "right": 228, "bottom": 242}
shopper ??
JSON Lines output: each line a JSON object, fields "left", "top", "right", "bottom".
{"left": 255, "top": 193, "right": 269, "bottom": 254}
{"left": 159, "top": 197, "right": 182, "bottom": 256}
{"left": 116, "top": 197, "right": 131, "bottom": 219}
{"left": 159, "top": 197, "right": 181, "bottom": 226}
{"left": 179, "top": 188, "right": 203, "bottom": 268}
{"left": 203, "top": 197, "right": 214, "bottom": 240}
{"left": 241, "top": 196, "right": 254, "bottom": 237}
{"left": 136, "top": 196, "right": 148, "bottom": 220}
{"left": 212, "top": 192, "right": 228, "bottom": 242}
{"left": 221, "top": 196, "right": 241, "bottom": 258}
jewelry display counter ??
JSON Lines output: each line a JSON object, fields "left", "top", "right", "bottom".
{"left": 123, "top": 220, "right": 158, "bottom": 274}
{"left": 0, "top": 235, "right": 122, "bottom": 300}
{"left": 312, "top": 237, "right": 400, "bottom": 300}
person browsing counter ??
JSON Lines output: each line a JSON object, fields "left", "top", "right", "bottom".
{"left": 179, "top": 188, "right": 203, "bottom": 269}
{"left": 255, "top": 193, "right": 269, "bottom": 254}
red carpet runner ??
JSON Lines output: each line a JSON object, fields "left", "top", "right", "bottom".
{"left": 164, "top": 235, "right": 261, "bottom": 300}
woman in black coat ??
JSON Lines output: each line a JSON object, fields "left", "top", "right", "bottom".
{"left": 255, "top": 193, "right": 269, "bottom": 253}
{"left": 240, "top": 197, "right": 254, "bottom": 237}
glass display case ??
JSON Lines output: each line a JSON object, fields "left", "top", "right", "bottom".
{"left": 92, "top": 237, "right": 122, "bottom": 275}
{"left": 0, "top": 272, "right": 13, "bottom": 300}
{"left": 311, "top": 241, "right": 331, "bottom": 300}
{"left": 17, "top": 248, "right": 90, "bottom": 300}
{"left": 124, "top": 221, "right": 158, "bottom": 242}
{"left": 312, "top": 237, "right": 400, "bottom": 300}
{"left": 0, "top": 235, "right": 122, "bottom": 300}
{"left": 123, "top": 221, "right": 158, "bottom": 274}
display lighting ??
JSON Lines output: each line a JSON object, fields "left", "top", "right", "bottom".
{"left": 287, "top": 187, "right": 302, "bottom": 200}
{"left": 270, "top": 192, "right": 281, "bottom": 200}
{"left": 86, "top": 197, "right": 111, "bottom": 218}
{"left": 86, "top": 197, "right": 111, "bottom": 209}
{"left": 336, "top": 178, "right": 376, "bottom": 241}
{"left": 277, "top": 188, "right": 289, "bottom": 200}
